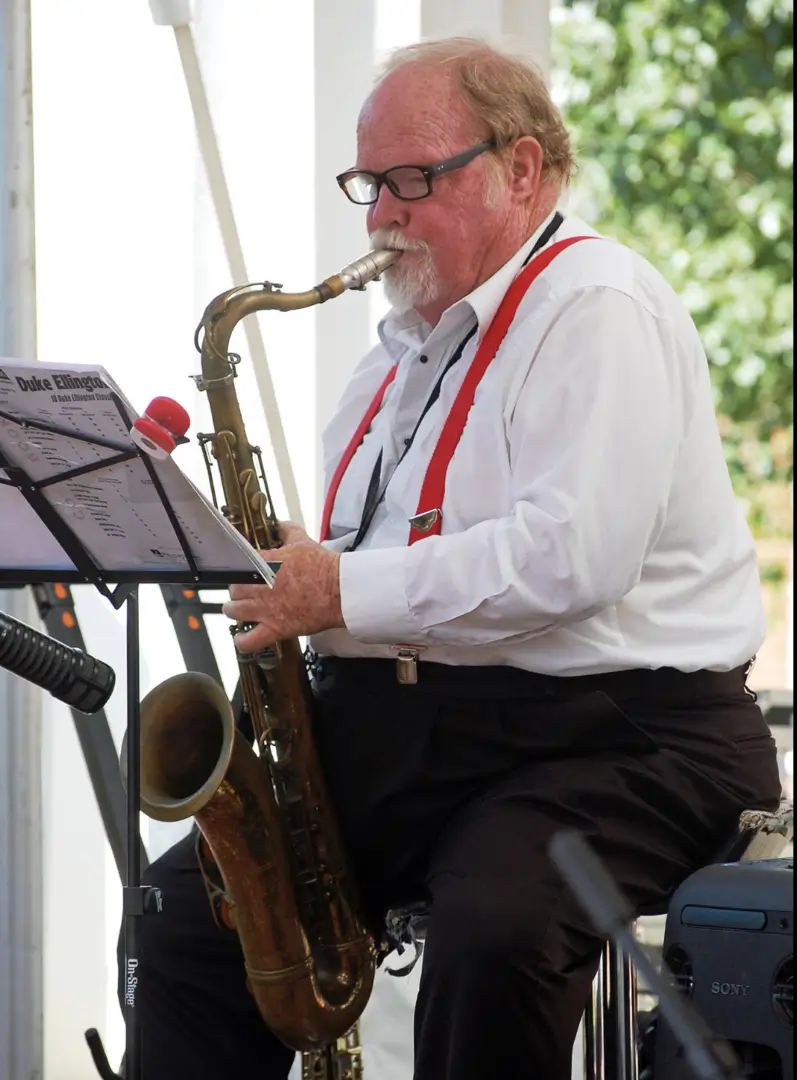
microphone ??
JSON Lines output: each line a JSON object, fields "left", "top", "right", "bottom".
{"left": 0, "top": 610, "right": 116, "bottom": 714}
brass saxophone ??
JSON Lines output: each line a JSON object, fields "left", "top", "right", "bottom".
{"left": 133, "top": 250, "right": 399, "bottom": 1056}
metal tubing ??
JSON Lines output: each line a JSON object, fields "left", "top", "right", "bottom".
{"left": 584, "top": 930, "right": 640, "bottom": 1080}
{"left": 124, "top": 588, "right": 142, "bottom": 1079}
{"left": 583, "top": 942, "right": 608, "bottom": 1080}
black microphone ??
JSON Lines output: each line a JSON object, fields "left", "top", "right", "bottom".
{"left": 0, "top": 610, "right": 115, "bottom": 714}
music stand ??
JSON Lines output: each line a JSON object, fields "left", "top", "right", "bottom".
{"left": 0, "top": 358, "right": 273, "bottom": 1080}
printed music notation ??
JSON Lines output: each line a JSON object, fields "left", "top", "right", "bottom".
{"left": 0, "top": 358, "right": 274, "bottom": 585}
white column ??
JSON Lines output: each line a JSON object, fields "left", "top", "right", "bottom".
{"left": 0, "top": 4, "right": 44, "bottom": 1080}
{"left": 502, "top": 0, "right": 552, "bottom": 81}
{"left": 420, "top": 0, "right": 503, "bottom": 39}
{"left": 419, "top": 0, "right": 551, "bottom": 82}
{"left": 312, "top": 0, "right": 377, "bottom": 525}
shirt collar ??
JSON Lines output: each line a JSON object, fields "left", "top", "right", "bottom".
{"left": 377, "top": 209, "right": 561, "bottom": 358}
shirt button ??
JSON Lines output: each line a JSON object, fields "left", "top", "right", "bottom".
{"left": 404, "top": 438, "right": 412, "bottom": 447}
{"left": 419, "top": 354, "right": 428, "bottom": 364}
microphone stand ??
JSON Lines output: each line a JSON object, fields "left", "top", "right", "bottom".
{"left": 548, "top": 831, "right": 743, "bottom": 1080}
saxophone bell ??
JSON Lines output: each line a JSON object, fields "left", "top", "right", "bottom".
{"left": 121, "top": 671, "right": 235, "bottom": 823}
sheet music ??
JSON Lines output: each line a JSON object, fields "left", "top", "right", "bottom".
{"left": 0, "top": 358, "right": 274, "bottom": 583}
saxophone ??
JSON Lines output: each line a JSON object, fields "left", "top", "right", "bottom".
{"left": 133, "top": 250, "right": 399, "bottom": 1060}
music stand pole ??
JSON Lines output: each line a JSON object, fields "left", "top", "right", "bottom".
{"left": 123, "top": 586, "right": 143, "bottom": 1077}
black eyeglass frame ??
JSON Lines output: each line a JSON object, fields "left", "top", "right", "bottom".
{"left": 336, "top": 140, "right": 497, "bottom": 205}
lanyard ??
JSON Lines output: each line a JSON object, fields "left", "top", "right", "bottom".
{"left": 319, "top": 212, "right": 578, "bottom": 548}
{"left": 343, "top": 325, "right": 478, "bottom": 553}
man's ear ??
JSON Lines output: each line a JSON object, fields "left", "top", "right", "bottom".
{"left": 508, "top": 136, "right": 544, "bottom": 200}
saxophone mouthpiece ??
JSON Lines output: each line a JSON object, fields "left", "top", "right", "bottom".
{"left": 336, "top": 249, "right": 401, "bottom": 291}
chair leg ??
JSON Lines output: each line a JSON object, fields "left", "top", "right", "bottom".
{"left": 585, "top": 930, "right": 640, "bottom": 1080}
{"left": 604, "top": 932, "right": 639, "bottom": 1080}
{"left": 583, "top": 941, "right": 609, "bottom": 1080}
{"left": 616, "top": 937, "right": 639, "bottom": 1080}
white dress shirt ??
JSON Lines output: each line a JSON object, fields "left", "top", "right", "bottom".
{"left": 310, "top": 212, "right": 765, "bottom": 675}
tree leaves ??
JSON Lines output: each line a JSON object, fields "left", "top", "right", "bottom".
{"left": 554, "top": 0, "right": 793, "bottom": 531}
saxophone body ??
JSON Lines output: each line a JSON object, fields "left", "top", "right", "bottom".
{"left": 135, "top": 250, "right": 399, "bottom": 1053}
{"left": 302, "top": 1027, "right": 365, "bottom": 1080}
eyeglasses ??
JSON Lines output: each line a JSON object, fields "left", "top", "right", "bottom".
{"left": 336, "top": 140, "right": 496, "bottom": 205}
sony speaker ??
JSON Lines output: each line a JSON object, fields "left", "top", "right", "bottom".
{"left": 654, "top": 857, "right": 793, "bottom": 1080}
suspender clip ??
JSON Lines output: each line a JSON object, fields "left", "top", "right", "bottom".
{"left": 394, "top": 645, "right": 423, "bottom": 684}
{"left": 408, "top": 509, "right": 441, "bottom": 534}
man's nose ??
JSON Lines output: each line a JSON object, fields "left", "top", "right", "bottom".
{"left": 367, "top": 183, "right": 410, "bottom": 233}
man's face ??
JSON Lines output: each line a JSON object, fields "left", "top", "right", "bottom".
{"left": 355, "top": 67, "right": 512, "bottom": 318}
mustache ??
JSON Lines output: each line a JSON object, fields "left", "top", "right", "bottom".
{"left": 369, "top": 228, "right": 431, "bottom": 255}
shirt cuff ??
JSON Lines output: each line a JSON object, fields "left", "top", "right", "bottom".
{"left": 339, "top": 547, "right": 419, "bottom": 643}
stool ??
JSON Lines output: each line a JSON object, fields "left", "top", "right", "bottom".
{"left": 583, "top": 797, "right": 794, "bottom": 1080}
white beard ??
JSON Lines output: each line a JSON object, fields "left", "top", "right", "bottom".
{"left": 369, "top": 228, "right": 440, "bottom": 313}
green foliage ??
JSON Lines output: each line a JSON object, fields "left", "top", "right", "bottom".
{"left": 553, "top": 0, "right": 793, "bottom": 533}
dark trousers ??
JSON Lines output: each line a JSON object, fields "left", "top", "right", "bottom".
{"left": 119, "top": 659, "right": 781, "bottom": 1080}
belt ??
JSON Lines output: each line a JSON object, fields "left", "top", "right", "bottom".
{"left": 312, "top": 654, "right": 754, "bottom": 706}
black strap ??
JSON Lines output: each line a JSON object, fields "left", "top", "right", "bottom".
{"left": 522, "top": 210, "right": 564, "bottom": 267}
{"left": 345, "top": 211, "right": 565, "bottom": 553}
{"left": 346, "top": 325, "right": 477, "bottom": 552}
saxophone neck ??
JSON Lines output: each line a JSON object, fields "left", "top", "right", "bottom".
{"left": 196, "top": 249, "right": 399, "bottom": 383}
{"left": 196, "top": 283, "right": 321, "bottom": 384}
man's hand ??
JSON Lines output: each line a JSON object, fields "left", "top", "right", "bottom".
{"left": 222, "top": 521, "right": 344, "bottom": 653}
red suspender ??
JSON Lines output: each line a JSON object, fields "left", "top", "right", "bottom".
{"left": 320, "top": 235, "right": 595, "bottom": 545}
{"left": 407, "top": 235, "right": 595, "bottom": 543}
{"left": 319, "top": 364, "right": 398, "bottom": 542}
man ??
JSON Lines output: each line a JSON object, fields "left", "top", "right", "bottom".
{"left": 125, "top": 37, "right": 781, "bottom": 1080}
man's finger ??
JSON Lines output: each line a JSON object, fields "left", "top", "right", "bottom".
{"left": 231, "top": 621, "right": 275, "bottom": 653}
{"left": 228, "top": 583, "right": 272, "bottom": 602}
{"left": 276, "top": 520, "right": 315, "bottom": 547}
{"left": 277, "top": 520, "right": 304, "bottom": 541}
{"left": 222, "top": 598, "right": 265, "bottom": 622}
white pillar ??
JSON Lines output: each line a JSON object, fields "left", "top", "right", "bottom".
{"left": 501, "top": 0, "right": 552, "bottom": 81}
{"left": 313, "top": 0, "right": 377, "bottom": 523}
{"left": 420, "top": 0, "right": 503, "bottom": 39}
{"left": 0, "top": 3, "right": 44, "bottom": 1080}
{"left": 419, "top": 0, "right": 551, "bottom": 81}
